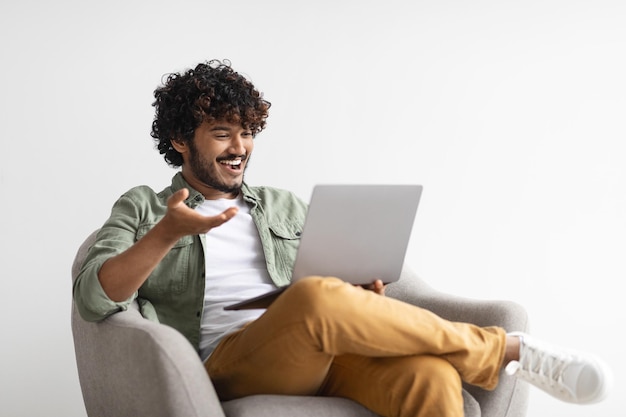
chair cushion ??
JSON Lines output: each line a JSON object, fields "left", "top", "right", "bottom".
{"left": 222, "top": 391, "right": 480, "bottom": 417}
{"left": 222, "top": 395, "right": 381, "bottom": 417}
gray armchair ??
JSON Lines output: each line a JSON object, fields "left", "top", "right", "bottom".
{"left": 71, "top": 230, "right": 529, "bottom": 417}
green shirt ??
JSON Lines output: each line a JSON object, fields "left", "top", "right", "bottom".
{"left": 73, "top": 172, "right": 308, "bottom": 351}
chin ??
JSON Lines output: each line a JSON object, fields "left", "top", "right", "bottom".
{"left": 216, "top": 181, "right": 243, "bottom": 194}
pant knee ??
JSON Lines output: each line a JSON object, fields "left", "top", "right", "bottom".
{"left": 325, "top": 355, "right": 464, "bottom": 417}
{"left": 418, "top": 355, "right": 462, "bottom": 390}
{"left": 405, "top": 356, "right": 463, "bottom": 416}
{"left": 281, "top": 276, "right": 348, "bottom": 316}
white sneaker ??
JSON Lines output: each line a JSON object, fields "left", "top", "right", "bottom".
{"left": 505, "top": 332, "right": 612, "bottom": 404}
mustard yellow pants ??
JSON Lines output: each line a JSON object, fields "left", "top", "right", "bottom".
{"left": 205, "top": 277, "right": 506, "bottom": 417}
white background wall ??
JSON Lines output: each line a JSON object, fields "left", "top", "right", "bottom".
{"left": 1, "top": 1, "right": 624, "bottom": 416}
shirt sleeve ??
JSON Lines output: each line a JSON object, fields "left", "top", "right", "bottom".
{"left": 72, "top": 193, "right": 144, "bottom": 322}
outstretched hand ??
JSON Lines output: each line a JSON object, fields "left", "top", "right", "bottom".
{"left": 160, "top": 188, "right": 239, "bottom": 239}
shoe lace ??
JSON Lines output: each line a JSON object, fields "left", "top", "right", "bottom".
{"left": 505, "top": 341, "right": 574, "bottom": 397}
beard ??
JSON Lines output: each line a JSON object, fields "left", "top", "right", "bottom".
{"left": 187, "top": 141, "right": 249, "bottom": 195}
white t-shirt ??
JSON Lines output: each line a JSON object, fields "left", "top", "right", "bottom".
{"left": 195, "top": 195, "right": 276, "bottom": 361}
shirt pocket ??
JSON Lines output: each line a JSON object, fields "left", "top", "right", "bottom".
{"left": 136, "top": 224, "right": 195, "bottom": 295}
{"left": 268, "top": 222, "right": 302, "bottom": 279}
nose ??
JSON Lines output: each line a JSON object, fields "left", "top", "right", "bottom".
{"left": 228, "top": 134, "right": 247, "bottom": 156}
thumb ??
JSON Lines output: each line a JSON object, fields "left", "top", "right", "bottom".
{"left": 167, "top": 188, "right": 190, "bottom": 209}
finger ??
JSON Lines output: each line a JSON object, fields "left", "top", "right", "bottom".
{"left": 167, "top": 188, "right": 190, "bottom": 209}
{"left": 357, "top": 280, "right": 385, "bottom": 294}
{"left": 208, "top": 207, "right": 239, "bottom": 228}
{"left": 371, "top": 279, "right": 385, "bottom": 295}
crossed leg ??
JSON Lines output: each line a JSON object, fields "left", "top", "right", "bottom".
{"left": 205, "top": 276, "right": 506, "bottom": 417}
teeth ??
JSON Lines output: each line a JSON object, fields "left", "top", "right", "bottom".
{"left": 220, "top": 159, "right": 242, "bottom": 166}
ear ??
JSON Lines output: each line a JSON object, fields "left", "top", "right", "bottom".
{"left": 171, "top": 138, "right": 188, "bottom": 154}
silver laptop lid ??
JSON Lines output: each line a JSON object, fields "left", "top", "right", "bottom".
{"left": 291, "top": 184, "right": 423, "bottom": 285}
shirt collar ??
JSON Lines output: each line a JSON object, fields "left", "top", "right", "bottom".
{"left": 170, "top": 172, "right": 258, "bottom": 209}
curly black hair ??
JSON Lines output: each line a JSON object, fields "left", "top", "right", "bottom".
{"left": 150, "top": 59, "right": 271, "bottom": 167}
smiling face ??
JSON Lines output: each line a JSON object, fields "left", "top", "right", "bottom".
{"left": 173, "top": 121, "right": 254, "bottom": 199}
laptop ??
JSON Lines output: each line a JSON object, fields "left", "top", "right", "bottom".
{"left": 224, "top": 184, "right": 423, "bottom": 310}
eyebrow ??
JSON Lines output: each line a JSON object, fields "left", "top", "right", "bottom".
{"left": 209, "top": 125, "right": 252, "bottom": 134}
{"left": 209, "top": 125, "right": 233, "bottom": 132}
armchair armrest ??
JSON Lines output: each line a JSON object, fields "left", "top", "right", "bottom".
{"left": 71, "top": 302, "right": 225, "bottom": 417}
{"left": 387, "top": 266, "right": 529, "bottom": 417}
{"left": 387, "top": 266, "right": 529, "bottom": 331}
{"left": 71, "top": 230, "right": 224, "bottom": 417}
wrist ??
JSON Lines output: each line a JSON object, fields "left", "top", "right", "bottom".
{"left": 151, "top": 216, "right": 184, "bottom": 245}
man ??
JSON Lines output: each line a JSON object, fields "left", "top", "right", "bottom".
{"left": 73, "top": 60, "right": 611, "bottom": 417}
